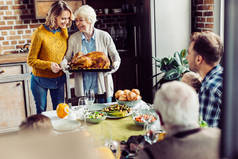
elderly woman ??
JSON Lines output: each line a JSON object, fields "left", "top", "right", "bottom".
{"left": 136, "top": 81, "right": 221, "bottom": 159}
{"left": 62, "top": 5, "right": 121, "bottom": 103}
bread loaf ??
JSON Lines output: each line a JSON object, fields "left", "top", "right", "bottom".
{"left": 115, "top": 90, "right": 124, "bottom": 99}
{"left": 127, "top": 92, "right": 137, "bottom": 101}
{"left": 118, "top": 94, "right": 127, "bottom": 101}
{"left": 114, "top": 88, "right": 142, "bottom": 101}
{"left": 131, "top": 89, "right": 140, "bottom": 95}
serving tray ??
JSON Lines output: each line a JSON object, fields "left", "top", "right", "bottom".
{"left": 68, "top": 68, "right": 112, "bottom": 72}
{"left": 68, "top": 65, "right": 112, "bottom": 72}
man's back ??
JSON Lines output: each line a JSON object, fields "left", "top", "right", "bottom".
{"left": 199, "top": 65, "right": 223, "bottom": 127}
{"left": 136, "top": 127, "right": 221, "bottom": 159}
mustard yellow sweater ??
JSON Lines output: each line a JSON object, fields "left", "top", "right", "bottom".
{"left": 27, "top": 24, "right": 68, "bottom": 78}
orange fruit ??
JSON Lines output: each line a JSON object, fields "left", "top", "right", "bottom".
{"left": 56, "top": 103, "right": 70, "bottom": 119}
{"left": 96, "top": 146, "right": 115, "bottom": 159}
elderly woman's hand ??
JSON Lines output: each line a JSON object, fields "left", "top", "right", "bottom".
{"left": 112, "top": 61, "right": 120, "bottom": 71}
{"left": 51, "top": 62, "right": 62, "bottom": 73}
{"left": 60, "top": 58, "right": 69, "bottom": 71}
{"left": 104, "top": 61, "right": 120, "bottom": 76}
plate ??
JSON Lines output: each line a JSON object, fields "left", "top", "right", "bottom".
{"left": 51, "top": 119, "right": 81, "bottom": 132}
{"left": 106, "top": 111, "right": 132, "bottom": 119}
{"left": 87, "top": 104, "right": 109, "bottom": 111}
{"left": 102, "top": 104, "right": 131, "bottom": 119}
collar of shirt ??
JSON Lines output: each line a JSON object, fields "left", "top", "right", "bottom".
{"left": 81, "top": 30, "right": 96, "bottom": 54}
{"left": 81, "top": 30, "right": 96, "bottom": 41}
{"left": 202, "top": 64, "right": 223, "bottom": 83}
{"left": 43, "top": 24, "right": 61, "bottom": 34}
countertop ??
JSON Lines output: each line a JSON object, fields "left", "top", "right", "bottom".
{"left": 0, "top": 53, "right": 28, "bottom": 64}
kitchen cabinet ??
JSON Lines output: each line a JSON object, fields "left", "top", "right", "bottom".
{"left": 34, "top": 0, "right": 84, "bottom": 19}
{"left": 0, "top": 62, "right": 31, "bottom": 133}
{"left": 0, "top": 54, "right": 53, "bottom": 133}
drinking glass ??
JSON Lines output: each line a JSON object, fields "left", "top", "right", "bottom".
{"left": 141, "top": 111, "right": 158, "bottom": 144}
{"left": 144, "top": 124, "right": 158, "bottom": 145}
{"left": 78, "top": 96, "right": 89, "bottom": 128}
{"left": 85, "top": 89, "right": 95, "bottom": 105}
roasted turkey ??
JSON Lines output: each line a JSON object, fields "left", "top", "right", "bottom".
{"left": 70, "top": 51, "right": 111, "bottom": 69}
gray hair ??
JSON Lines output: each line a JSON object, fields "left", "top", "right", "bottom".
{"left": 153, "top": 81, "right": 199, "bottom": 129}
{"left": 74, "top": 5, "right": 97, "bottom": 26}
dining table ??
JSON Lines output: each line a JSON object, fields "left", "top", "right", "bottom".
{"left": 42, "top": 101, "right": 155, "bottom": 142}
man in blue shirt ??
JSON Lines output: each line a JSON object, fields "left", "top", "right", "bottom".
{"left": 186, "top": 31, "right": 223, "bottom": 127}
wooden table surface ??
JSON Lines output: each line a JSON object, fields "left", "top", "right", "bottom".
{"left": 0, "top": 53, "right": 28, "bottom": 64}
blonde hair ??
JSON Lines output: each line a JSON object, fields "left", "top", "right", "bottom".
{"left": 181, "top": 71, "right": 202, "bottom": 93}
{"left": 45, "top": 0, "right": 74, "bottom": 29}
{"left": 74, "top": 5, "right": 97, "bottom": 26}
{"left": 153, "top": 81, "right": 199, "bottom": 128}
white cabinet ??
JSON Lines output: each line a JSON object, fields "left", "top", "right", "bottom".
{"left": 0, "top": 63, "right": 30, "bottom": 133}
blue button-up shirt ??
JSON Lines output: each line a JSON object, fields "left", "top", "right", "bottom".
{"left": 81, "top": 32, "right": 98, "bottom": 94}
{"left": 199, "top": 64, "right": 223, "bottom": 127}
{"left": 43, "top": 24, "right": 61, "bottom": 34}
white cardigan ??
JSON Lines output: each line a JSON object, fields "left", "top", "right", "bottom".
{"left": 64, "top": 28, "right": 121, "bottom": 97}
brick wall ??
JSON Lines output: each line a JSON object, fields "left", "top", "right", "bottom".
{"left": 0, "top": 0, "right": 127, "bottom": 55}
{"left": 192, "top": 0, "right": 215, "bottom": 32}
{"left": 0, "top": 0, "right": 43, "bottom": 55}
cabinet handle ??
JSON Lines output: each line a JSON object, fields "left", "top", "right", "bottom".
{"left": 16, "top": 83, "right": 21, "bottom": 87}
{"left": 0, "top": 70, "right": 4, "bottom": 74}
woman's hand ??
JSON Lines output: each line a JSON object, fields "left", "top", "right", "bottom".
{"left": 104, "top": 61, "right": 120, "bottom": 76}
{"left": 60, "top": 58, "right": 69, "bottom": 71}
{"left": 51, "top": 62, "right": 62, "bottom": 73}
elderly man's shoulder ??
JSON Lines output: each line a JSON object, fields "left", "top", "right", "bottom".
{"left": 201, "top": 127, "right": 221, "bottom": 137}
{"left": 136, "top": 127, "right": 221, "bottom": 159}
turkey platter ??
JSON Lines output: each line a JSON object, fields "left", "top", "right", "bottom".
{"left": 69, "top": 51, "right": 111, "bottom": 71}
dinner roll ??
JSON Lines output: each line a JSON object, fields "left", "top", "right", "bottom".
{"left": 118, "top": 94, "right": 127, "bottom": 101}
{"left": 115, "top": 90, "right": 124, "bottom": 99}
{"left": 135, "top": 95, "right": 142, "bottom": 100}
{"left": 131, "top": 89, "right": 140, "bottom": 95}
{"left": 123, "top": 89, "right": 130, "bottom": 96}
{"left": 128, "top": 92, "right": 137, "bottom": 101}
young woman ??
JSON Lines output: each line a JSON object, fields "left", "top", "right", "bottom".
{"left": 27, "top": 0, "right": 74, "bottom": 114}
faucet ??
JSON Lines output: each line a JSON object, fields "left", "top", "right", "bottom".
{"left": 19, "top": 44, "right": 30, "bottom": 53}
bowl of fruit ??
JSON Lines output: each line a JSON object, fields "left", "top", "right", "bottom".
{"left": 86, "top": 111, "right": 107, "bottom": 124}
{"left": 132, "top": 114, "right": 157, "bottom": 126}
{"left": 115, "top": 89, "right": 142, "bottom": 107}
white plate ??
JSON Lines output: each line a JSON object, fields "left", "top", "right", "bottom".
{"left": 51, "top": 119, "right": 81, "bottom": 132}
{"left": 72, "top": 102, "right": 117, "bottom": 112}
{"left": 106, "top": 111, "right": 132, "bottom": 119}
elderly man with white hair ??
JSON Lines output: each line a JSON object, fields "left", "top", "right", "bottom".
{"left": 62, "top": 5, "right": 121, "bottom": 103}
{"left": 136, "top": 81, "right": 221, "bottom": 159}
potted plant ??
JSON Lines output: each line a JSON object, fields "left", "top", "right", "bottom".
{"left": 152, "top": 49, "right": 189, "bottom": 89}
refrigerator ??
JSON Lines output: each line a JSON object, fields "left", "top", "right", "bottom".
{"left": 132, "top": 0, "right": 191, "bottom": 102}
{"left": 70, "top": 0, "right": 191, "bottom": 103}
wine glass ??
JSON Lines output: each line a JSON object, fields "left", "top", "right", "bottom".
{"left": 144, "top": 124, "right": 158, "bottom": 145}
{"left": 78, "top": 96, "right": 89, "bottom": 128}
{"left": 141, "top": 111, "right": 158, "bottom": 145}
{"left": 85, "top": 89, "right": 95, "bottom": 105}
